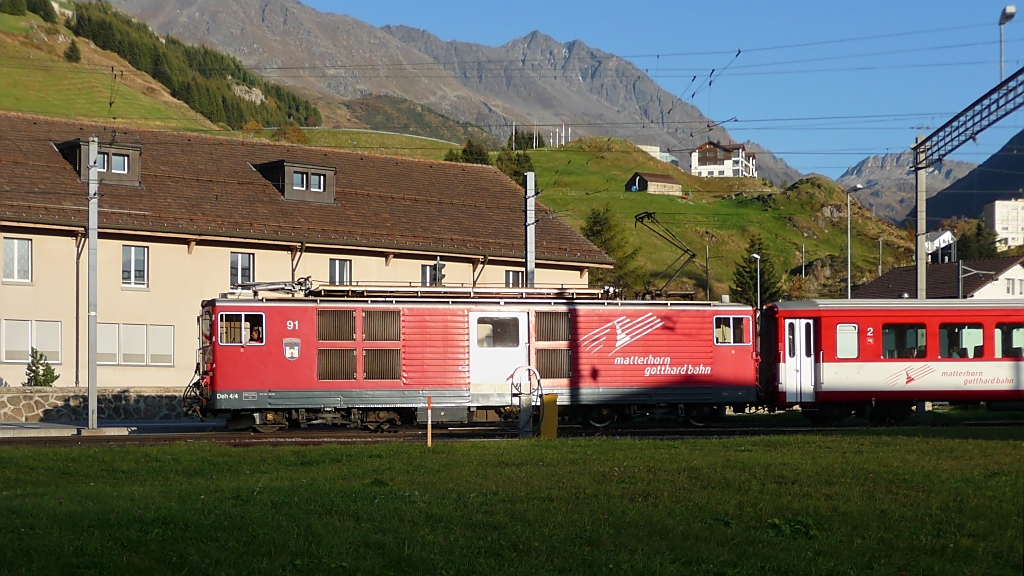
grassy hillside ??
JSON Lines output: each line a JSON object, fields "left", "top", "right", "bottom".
{"left": 0, "top": 13, "right": 212, "bottom": 130}
{"left": 529, "top": 139, "right": 914, "bottom": 298}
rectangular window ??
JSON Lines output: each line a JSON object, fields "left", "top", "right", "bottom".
{"left": 34, "top": 320, "right": 61, "bottom": 364}
{"left": 121, "top": 324, "right": 147, "bottom": 365}
{"left": 310, "top": 173, "right": 325, "bottom": 192}
{"left": 2, "top": 237, "right": 31, "bottom": 282}
{"left": 995, "top": 323, "right": 1024, "bottom": 357}
{"left": 536, "top": 312, "right": 570, "bottom": 342}
{"left": 939, "top": 323, "right": 982, "bottom": 359}
{"left": 476, "top": 317, "right": 520, "bottom": 348}
{"left": 882, "top": 323, "right": 926, "bottom": 358}
{"left": 97, "top": 323, "right": 119, "bottom": 364}
{"left": 121, "top": 245, "right": 148, "bottom": 287}
{"left": 714, "top": 316, "right": 747, "bottom": 345}
{"left": 317, "top": 309, "right": 356, "bottom": 342}
{"left": 421, "top": 264, "right": 440, "bottom": 287}
{"left": 329, "top": 258, "right": 352, "bottom": 286}
{"left": 364, "top": 349, "right": 401, "bottom": 380}
{"left": 95, "top": 152, "right": 108, "bottom": 172}
{"left": 148, "top": 325, "right": 174, "bottom": 366}
{"left": 1007, "top": 279, "right": 1015, "bottom": 295}
{"left": 111, "top": 153, "right": 128, "bottom": 174}
{"left": 836, "top": 323, "right": 858, "bottom": 359}
{"left": 318, "top": 348, "right": 356, "bottom": 380}
{"left": 363, "top": 310, "right": 400, "bottom": 341}
{"left": 292, "top": 171, "right": 307, "bottom": 190}
{"left": 1019, "top": 279, "right": 1024, "bottom": 295}
{"left": 505, "top": 270, "right": 525, "bottom": 288}
{"left": 218, "top": 313, "right": 265, "bottom": 346}
{"left": 2, "top": 319, "right": 32, "bottom": 362}
{"left": 230, "top": 252, "right": 255, "bottom": 286}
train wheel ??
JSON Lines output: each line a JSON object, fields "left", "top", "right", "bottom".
{"left": 685, "top": 405, "right": 725, "bottom": 427}
{"left": 586, "top": 407, "right": 617, "bottom": 428}
{"left": 253, "top": 424, "right": 285, "bottom": 433}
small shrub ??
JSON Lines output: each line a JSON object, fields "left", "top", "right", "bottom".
{"left": 24, "top": 347, "right": 60, "bottom": 387}
{"left": 63, "top": 39, "right": 81, "bottom": 63}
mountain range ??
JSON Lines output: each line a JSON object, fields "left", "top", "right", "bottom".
{"left": 837, "top": 151, "right": 976, "bottom": 223}
{"left": 107, "top": 0, "right": 804, "bottom": 185}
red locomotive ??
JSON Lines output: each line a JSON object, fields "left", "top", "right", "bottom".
{"left": 187, "top": 286, "right": 1024, "bottom": 430}
{"left": 190, "top": 286, "right": 757, "bottom": 430}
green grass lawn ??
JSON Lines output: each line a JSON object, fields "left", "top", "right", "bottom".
{"left": 0, "top": 431, "right": 1020, "bottom": 575}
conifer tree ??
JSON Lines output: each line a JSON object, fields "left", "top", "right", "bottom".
{"left": 460, "top": 139, "right": 491, "bottom": 165}
{"left": 63, "top": 39, "right": 81, "bottom": 63}
{"left": 730, "top": 236, "right": 784, "bottom": 308}
{"left": 582, "top": 204, "right": 646, "bottom": 297}
{"left": 24, "top": 348, "right": 59, "bottom": 387}
{"left": 0, "top": 0, "right": 27, "bottom": 16}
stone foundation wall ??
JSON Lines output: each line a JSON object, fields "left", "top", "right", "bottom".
{"left": 0, "top": 388, "right": 184, "bottom": 422}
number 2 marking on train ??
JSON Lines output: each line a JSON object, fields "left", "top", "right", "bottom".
{"left": 287, "top": 320, "right": 299, "bottom": 330}
{"left": 866, "top": 327, "right": 874, "bottom": 337}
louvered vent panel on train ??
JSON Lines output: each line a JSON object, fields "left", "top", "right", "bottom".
{"left": 317, "top": 348, "right": 356, "bottom": 380}
{"left": 537, "top": 311, "right": 571, "bottom": 341}
{"left": 317, "top": 309, "right": 356, "bottom": 341}
{"left": 364, "top": 348, "right": 401, "bottom": 380}
{"left": 364, "top": 310, "right": 401, "bottom": 341}
{"left": 537, "top": 349, "right": 572, "bottom": 379}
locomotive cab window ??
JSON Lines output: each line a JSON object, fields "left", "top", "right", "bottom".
{"left": 995, "top": 323, "right": 1024, "bottom": 358}
{"left": 219, "top": 313, "right": 265, "bottom": 346}
{"left": 882, "top": 323, "right": 926, "bottom": 359}
{"left": 714, "top": 316, "right": 747, "bottom": 345}
{"left": 836, "top": 324, "right": 859, "bottom": 359}
{"left": 477, "top": 317, "right": 520, "bottom": 348}
{"left": 940, "top": 323, "right": 982, "bottom": 359}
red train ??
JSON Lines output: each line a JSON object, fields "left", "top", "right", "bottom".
{"left": 187, "top": 287, "right": 1024, "bottom": 430}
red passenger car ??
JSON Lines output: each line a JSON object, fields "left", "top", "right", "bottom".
{"left": 760, "top": 299, "right": 1024, "bottom": 422}
{"left": 194, "top": 290, "right": 758, "bottom": 429}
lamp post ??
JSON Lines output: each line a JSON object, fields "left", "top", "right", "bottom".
{"left": 847, "top": 184, "right": 863, "bottom": 299}
{"left": 750, "top": 253, "right": 761, "bottom": 311}
{"left": 1001, "top": 5, "right": 1017, "bottom": 82}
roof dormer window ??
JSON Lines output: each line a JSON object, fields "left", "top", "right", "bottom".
{"left": 310, "top": 173, "right": 325, "bottom": 192}
{"left": 111, "top": 153, "right": 129, "bottom": 174}
{"left": 56, "top": 139, "right": 142, "bottom": 187}
{"left": 255, "top": 160, "right": 336, "bottom": 204}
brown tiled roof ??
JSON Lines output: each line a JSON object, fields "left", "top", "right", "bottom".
{"left": 852, "top": 256, "right": 1024, "bottom": 298}
{"left": 632, "top": 172, "right": 680, "bottom": 186}
{"left": 0, "top": 113, "right": 612, "bottom": 266}
{"left": 697, "top": 141, "right": 745, "bottom": 152}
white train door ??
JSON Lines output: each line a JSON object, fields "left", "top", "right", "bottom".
{"left": 469, "top": 312, "right": 529, "bottom": 385}
{"left": 784, "top": 318, "right": 817, "bottom": 404}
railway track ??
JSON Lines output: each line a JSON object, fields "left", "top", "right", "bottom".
{"left": 3, "top": 418, "right": 1021, "bottom": 448}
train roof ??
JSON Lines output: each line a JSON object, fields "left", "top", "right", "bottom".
{"left": 770, "top": 298, "right": 1024, "bottom": 310}
{"left": 204, "top": 286, "right": 754, "bottom": 310}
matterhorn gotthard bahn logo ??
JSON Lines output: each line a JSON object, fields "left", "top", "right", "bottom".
{"left": 579, "top": 313, "right": 711, "bottom": 377}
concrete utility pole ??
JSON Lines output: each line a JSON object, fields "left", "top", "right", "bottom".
{"left": 524, "top": 171, "right": 536, "bottom": 288}
{"left": 87, "top": 137, "right": 99, "bottom": 430}
{"left": 915, "top": 135, "right": 927, "bottom": 299}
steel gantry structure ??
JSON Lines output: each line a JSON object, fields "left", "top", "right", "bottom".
{"left": 912, "top": 65, "right": 1024, "bottom": 298}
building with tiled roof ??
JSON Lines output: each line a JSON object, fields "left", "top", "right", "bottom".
{"left": 689, "top": 141, "right": 757, "bottom": 178}
{"left": 852, "top": 256, "right": 1024, "bottom": 299}
{"left": 0, "top": 113, "right": 611, "bottom": 389}
{"left": 625, "top": 172, "right": 683, "bottom": 196}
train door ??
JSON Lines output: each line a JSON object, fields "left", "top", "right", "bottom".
{"left": 469, "top": 312, "right": 529, "bottom": 384}
{"left": 784, "top": 318, "right": 817, "bottom": 403}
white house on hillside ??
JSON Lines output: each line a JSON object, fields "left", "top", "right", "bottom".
{"left": 690, "top": 141, "right": 757, "bottom": 178}
{"left": 982, "top": 199, "right": 1024, "bottom": 251}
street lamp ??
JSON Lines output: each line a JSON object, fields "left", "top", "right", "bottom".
{"left": 1001, "top": 5, "right": 1016, "bottom": 82}
{"left": 847, "top": 184, "right": 863, "bottom": 299}
{"left": 750, "top": 253, "right": 761, "bottom": 311}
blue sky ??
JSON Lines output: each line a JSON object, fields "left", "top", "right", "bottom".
{"left": 304, "top": 0, "right": 1024, "bottom": 179}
